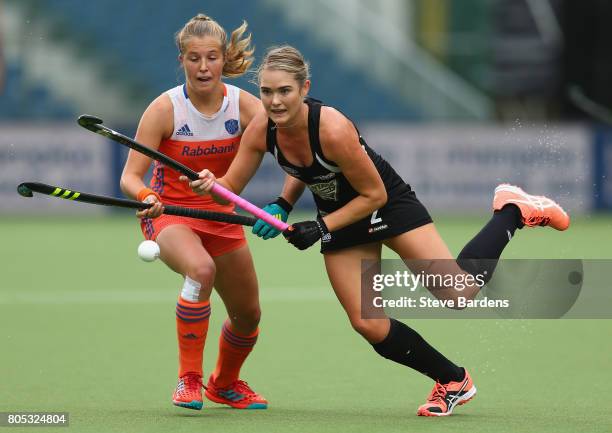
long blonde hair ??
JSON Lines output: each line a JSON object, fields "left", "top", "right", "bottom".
{"left": 175, "top": 14, "right": 254, "bottom": 77}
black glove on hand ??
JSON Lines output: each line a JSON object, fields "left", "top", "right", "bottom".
{"left": 283, "top": 218, "right": 331, "bottom": 250}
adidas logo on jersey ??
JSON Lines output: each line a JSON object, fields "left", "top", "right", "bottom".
{"left": 176, "top": 124, "right": 194, "bottom": 136}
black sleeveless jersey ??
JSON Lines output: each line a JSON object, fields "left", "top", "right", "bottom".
{"left": 265, "top": 97, "right": 410, "bottom": 216}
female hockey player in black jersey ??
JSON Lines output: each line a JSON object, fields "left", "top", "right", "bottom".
{"left": 184, "top": 45, "right": 570, "bottom": 417}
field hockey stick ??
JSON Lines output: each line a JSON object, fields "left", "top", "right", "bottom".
{"left": 77, "top": 115, "right": 290, "bottom": 231}
{"left": 17, "top": 182, "right": 257, "bottom": 226}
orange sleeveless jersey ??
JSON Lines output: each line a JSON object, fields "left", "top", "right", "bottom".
{"left": 143, "top": 83, "right": 245, "bottom": 240}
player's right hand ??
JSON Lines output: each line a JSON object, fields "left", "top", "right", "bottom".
{"left": 252, "top": 197, "right": 293, "bottom": 240}
{"left": 181, "top": 169, "right": 216, "bottom": 196}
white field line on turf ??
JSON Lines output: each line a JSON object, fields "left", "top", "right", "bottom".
{"left": 0, "top": 288, "right": 334, "bottom": 305}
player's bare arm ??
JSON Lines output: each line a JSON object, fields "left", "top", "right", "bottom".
{"left": 120, "top": 93, "right": 173, "bottom": 218}
{"left": 280, "top": 175, "right": 306, "bottom": 205}
{"left": 318, "top": 107, "right": 387, "bottom": 232}
{"left": 120, "top": 94, "right": 173, "bottom": 197}
{"left": 188, "top": 111, "right": 268, "bottom": 200}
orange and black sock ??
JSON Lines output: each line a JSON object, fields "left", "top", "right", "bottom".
{"left": 212, "top": 320, "right": 259, "bottom": 387}
{"left": 176, "top": 297, "right": 210, "bottom": 377}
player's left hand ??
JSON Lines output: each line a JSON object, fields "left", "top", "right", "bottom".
{"left": 135, "top": 187, "right": 164, "bottom": 219}
{"left": 283, "top": 218, "right": 330, "bottom": 250}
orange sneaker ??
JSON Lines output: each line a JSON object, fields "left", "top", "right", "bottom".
{"left": 204, "top": 376, "right": 268, "bottom": 409}
{"left": 172, "top": 373, "right": 203, "bottom": 410}
{"left": 417, "top": 369, "right": 476, "bottom": 417}
{"left": 493, "top": 184, "right": 570, "bottom": 231}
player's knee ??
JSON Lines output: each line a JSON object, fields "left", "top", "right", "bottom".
{"left": 180, "top": 263, "right": 215, "bottom": 303}
{"left": 349, "top": 317, "right": 387, "bottom": 342}
{"left": 240, "top": 305, "right": 262, "bottom": 326}
{"left": 246, "top": 306, "right": 262, "bottom": 327}
{"left": 188, "top": 262, "right": 216, "bottom": 288}
{"left": 227, "top": 306, "right": 261, "bottom": 334}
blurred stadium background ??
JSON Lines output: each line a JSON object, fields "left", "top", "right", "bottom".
{"left": 1, "top": 1, "right": 611, "bottom": 432}
{"left": 2, "top": 0, "right": 612, "bottom": 213}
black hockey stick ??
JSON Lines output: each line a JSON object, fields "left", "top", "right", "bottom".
{"left": 17, "top": 182, "right": 257, "bottom": 226}
{"left": 77, "top": 114, "right": 290, "bottom": 231}
{"left": 77, "top": 115, "right": 200, "bottom": 180}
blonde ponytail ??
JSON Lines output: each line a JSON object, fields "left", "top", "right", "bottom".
{"left": 223, "top": 21, "right": 254, "bottom": 77}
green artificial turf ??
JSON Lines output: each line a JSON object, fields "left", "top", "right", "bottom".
{"left": 1, "top": 214, "right": 611, "bottom": 432}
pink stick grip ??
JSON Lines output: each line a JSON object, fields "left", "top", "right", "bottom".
{"left": 211, "top": 183, "right": 289, "bottom": 231}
